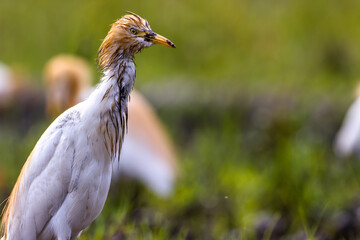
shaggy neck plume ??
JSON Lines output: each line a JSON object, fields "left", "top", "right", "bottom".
{"left": 96, "top": 41, "right": 137, "bottom": 161}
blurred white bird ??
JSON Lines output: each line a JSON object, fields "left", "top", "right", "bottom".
{"left": 334, "top": 86, "right": 360, "bottom": 157}
{"left": 1, "top": 12, "right": 175, "bottom": 239}
{"left": 43, "top": 55, "right": 93, "bottom": 119}
{"left": 43, "top": 54, "right": 177, "bottom": 196}
{"left": 112, "top": 90, "right": 177, "bottom": 196}
{"left": 0, "top": 63, "right": 14, "bottom": 108}
{"left": 0, "top": 63, "right": 45, "bottom": 131}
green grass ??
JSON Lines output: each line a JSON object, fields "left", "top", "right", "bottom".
{"left": 1, "top": 98, "right": 360, "bottom": 239}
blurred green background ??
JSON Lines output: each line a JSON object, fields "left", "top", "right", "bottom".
{"left": 2, "top": 0, "right": 360, "bottom": 239}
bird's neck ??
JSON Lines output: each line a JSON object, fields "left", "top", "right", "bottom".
{"left": 89, "top": 57, "right": 136, "bottom": 160}
{"left": 102, "top": 57, "right": 136, "bottom": 99}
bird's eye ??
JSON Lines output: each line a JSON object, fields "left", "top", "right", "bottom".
{"left": 130, "top": 28, "right": 138, "bottom": 35}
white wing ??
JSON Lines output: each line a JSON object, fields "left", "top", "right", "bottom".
{"left": 6, "top": 107, "right": 83, "bottom": 239}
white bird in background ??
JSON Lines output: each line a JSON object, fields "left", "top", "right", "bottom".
{"left": 43, "top": 54, "right": 177, "bottom": 196}
{"left": 334, "top": 86, "right": 360, "bottom": 157}
{"left": 112, "top": 90, "right": 177, "bottom": 196}
{"left": 1, "top": 12, "right": 175, "bottom": 239}
{"left": 43, "top": 55, "right": 93, "bottom": 119}
{"left": 0, "top": 64, "right": 45, "bottom": 131}
{"left": 0, "top": 63, "right": 14, "bottom": 108}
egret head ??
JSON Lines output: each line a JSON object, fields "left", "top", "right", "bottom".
{"left": 97, "top": 12, "right": 176, "bottom": 70}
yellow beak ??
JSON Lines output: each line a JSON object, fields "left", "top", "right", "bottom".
{"left": 151, "top": 33, "right": 176, "bottom": 48}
